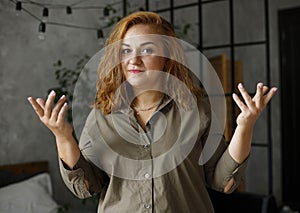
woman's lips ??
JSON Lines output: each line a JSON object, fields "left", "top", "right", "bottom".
{"left": 129, "top": 70, "right": 142, "bottom": 74}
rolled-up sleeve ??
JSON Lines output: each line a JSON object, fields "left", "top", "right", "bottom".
{"left": 59, "top": 154, "right": 108, "bottom": 199}
{"left": 213, "top": 148, "right": 248, "bottom": 193}
{"left": 59, "top": 109, "right": 110, "bottom": 199}
{"left": 204, "top": 136, "right": 248, "bottom": 193}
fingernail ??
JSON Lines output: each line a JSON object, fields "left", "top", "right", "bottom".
{"left": 238, "top": 83, "right": 243, "bottom": 89}
{"left": 258, "top": 83, "right": 263, "bottom": 88}
{"left": 27, "top": 97, "right": 32, "bottom": 102}
{"left": 50, "top": 90, "right": 56, "bottom": 96}
{"left": 59, "top": 95, "right": 65, "bottom": 100}
{"left": 273, "top": 87, "right": 278, "bottom": 92}
{"left": 36, "top": 98, "right": 42, "bottom": 104}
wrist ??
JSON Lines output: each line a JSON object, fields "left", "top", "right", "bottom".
{"left": 236, "top": 122, "right": 255, "bottom": 131}
{"left": 55, "top": 133, "right": 74, "bottom": 144}
{"left": 56, "top": 135, "right": 80, "bottom": 169}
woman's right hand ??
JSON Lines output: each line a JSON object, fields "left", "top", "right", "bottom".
{"left": 27, "top": 90, "right": 73, "bottom": 140}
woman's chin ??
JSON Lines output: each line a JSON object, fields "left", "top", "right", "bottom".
{"left": 126, "top": 71, "right": 162, "bottom": 90}
{"left": 127, "top": 73, "right": 149, "bottom": 88}
{"left": 127, "top": 79, "right": 149, "bottom": 89}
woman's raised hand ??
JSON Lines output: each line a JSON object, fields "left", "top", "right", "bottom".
{"left": 27, "top": 90, "right": 73, "bottom": 140}
{"left": 232, "top": 82, "right": 277, "bottom": 128}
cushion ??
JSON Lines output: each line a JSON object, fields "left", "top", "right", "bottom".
{"left": 0, "top": 173, "right": 59, "bottom": 213}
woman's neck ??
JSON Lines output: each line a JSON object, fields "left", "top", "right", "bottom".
{"left": 132, "top": 90, "right": 164, "bottom": 110}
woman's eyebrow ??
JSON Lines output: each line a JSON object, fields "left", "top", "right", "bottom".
{"left": 121, "top": 43, "right": 130, "bottom": 47}
{"left": 121, "top": 41, "right": 156, "bottom": 47}
{"left": 140, "top": 41, "right": 155, "bottom": 46}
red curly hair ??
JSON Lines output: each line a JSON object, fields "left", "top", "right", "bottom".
{"left": 95, "top": 11, "right": 203, "bottom": 114}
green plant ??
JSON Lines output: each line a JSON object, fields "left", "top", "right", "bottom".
{"left": 174, "top": 23, "right": 191, "bottom": 38}
{"left": 49, "top": 54, "right": 102, "bottom": 207}
{"left": 102, "top": 4, "right": 121, "bottom": 28}
{"left": 49, "top": 54, "right": 90, "bottom": 123}
{"left": 57, "top": 204, "right": 70, "bottom": 213}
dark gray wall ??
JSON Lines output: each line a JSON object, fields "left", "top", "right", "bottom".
{"left": 0, "top": 0, "right": 107, "bottom": 211}
{"left": 1, "top": 0, "right": 299, "bottom": 210}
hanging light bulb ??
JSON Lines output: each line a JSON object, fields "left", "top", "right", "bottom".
{"left": 97, "top": 29, "right": 104, "bottom": 46}
{"left": 42, "top": 7, "right": 49, "bottom": 23}
{"left": 66, "top": 6, "right": 72, "bottom": 14}
{"left": 103, "top": 6, "right": 110, "bottom": 23}
{"left": 15, "top": 1, "right": 22, "bottom": 16}
{"left": 103, "top": 6, "right": 109, "bottom": 16}
{"left": 38, "top": 22, "right": 46, "bottom": 40}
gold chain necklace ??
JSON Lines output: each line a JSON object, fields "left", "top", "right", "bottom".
{"left": 132, "top": 97, "right": 163, "bottom": 113}
{"left": 133, "top": 102, "right": 160, "bottom": 112}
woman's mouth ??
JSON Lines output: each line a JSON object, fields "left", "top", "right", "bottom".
{"left": 129, "top": 69, "right": 142, "bottom": 74}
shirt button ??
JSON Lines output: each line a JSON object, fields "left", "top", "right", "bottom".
{"left": 144, "top": 203, "right": 151, "bottom": 209}
{"left": 144, "top": 173, "right": 151, "bottom": 179}
{"left": 143, "top": 144, "right": 150, "bottom": 149}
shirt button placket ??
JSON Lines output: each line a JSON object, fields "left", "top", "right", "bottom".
{"left": 144, "top": 173, "right": 151, "bottom": 179}
{"left": 142, "top": 172, "right": 152, "bottom": 211}
{"left": 144, "top": 203, "right": 151, "bottom": 209}
{"left": 141, "top": 133, "right": 152, "bottom": 212}
{"left": 143, "top": 144, "right": 150, "bottom": 149}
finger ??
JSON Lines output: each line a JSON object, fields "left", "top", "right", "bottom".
{"left": 237, "top": 83, "right": 254, "bottom": 109}
{"left": 253, "top": 82, "right": 263, "bottom": 98}
{"left": 262, "top": 86, "right": 269, "bottom": 95}
{"left": 253, "top": 84, "right": 269, "bottom": 100}
{"left": 232, "top": 93, "right": 247, "bottom": 112}
{"left": 36, "top": 98, "right": 45, "bottom": 110}
{"left": 57, "top": 102, "right": 68, "bottom": 125}
{"left": 44, "top": 90, "right": 56, "bottom": 118}
{"left": 263, "top": 87, "right": 277, "bottom": 105}
{"left": 51, "top": 95, "right": 66, "bottom": 121}
{"left": 27, "top": 97, "right": 44, "bottom": 117}
{"left": 252, "top": 82, "right": 264, "bottom": 108}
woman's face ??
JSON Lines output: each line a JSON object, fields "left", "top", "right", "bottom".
{"left": 120, "top": 24, "right": 166, "bottom": 89}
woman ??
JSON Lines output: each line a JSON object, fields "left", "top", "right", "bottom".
{"left": 27, "top": 11, "right": 277, "bottom": 212}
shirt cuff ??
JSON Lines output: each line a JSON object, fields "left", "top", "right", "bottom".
{"left": 215, "top": 149, "right": 249, "bottom": 193}
{"left": 58, "top": 156, "right": 92, "bottom": 198}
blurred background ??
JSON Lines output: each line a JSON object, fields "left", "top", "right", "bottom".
{"left": 0, "top": 0, "right": 299, "bottom": 212}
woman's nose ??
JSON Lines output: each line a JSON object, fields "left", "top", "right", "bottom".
{"left": 129, "top": 54, "right": 142, "bottom": 65}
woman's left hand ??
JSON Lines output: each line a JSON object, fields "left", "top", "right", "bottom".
{"left": 232, "top": 82, "right": 277, "bottom": 128}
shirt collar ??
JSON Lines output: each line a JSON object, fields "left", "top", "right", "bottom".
{"left": 113, "top": 94, "right": 173, "bottom": 115}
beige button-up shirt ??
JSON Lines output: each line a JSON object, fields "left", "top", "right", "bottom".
{"left": 59, "top": 96, "right": 248, "bottom": 213}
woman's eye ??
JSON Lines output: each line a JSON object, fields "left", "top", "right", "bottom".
{"left": 121, "top": 49, "right": 131, "bottom": 55}
{"left": 141, "top": 48, "right": 153, "bottom": 55}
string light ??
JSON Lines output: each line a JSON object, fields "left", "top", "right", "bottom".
{"left": 103, "top": 6, "right": 109, "bottom": 16}
{"left": 103, "top": 6, "right": 110, "bottom": 23}
{"left": 42, "top": 7, "right": 49, "bottom": 22}
{"left": 10, "top": 0, "right": 122, "bottom": 43}
{"left": 15, "top": 1, "right": 22, "bottom": 16}
{"left": 97, "top": 29, "right": 105, "bottom": 46}
{"left": 66, "top": 6, "right": 72, "bottom": 14}
{"left": 38, "top": 22, "right": 46, "bottom": 40}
